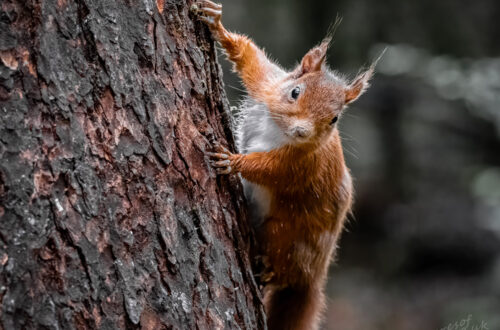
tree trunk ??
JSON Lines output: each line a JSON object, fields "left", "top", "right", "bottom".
{"left": 0, "top": 0, "right": 265, "bottom": 329}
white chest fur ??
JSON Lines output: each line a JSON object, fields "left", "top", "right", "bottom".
{"left": 236, "top": 99, "right": 289, "bottom": 224}
{"left": 236, "top": 100, "right": 289, "bottom": 154}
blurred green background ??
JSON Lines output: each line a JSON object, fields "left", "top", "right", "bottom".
{"left": 216, "top": 0, "right": 500, "bottom": 329}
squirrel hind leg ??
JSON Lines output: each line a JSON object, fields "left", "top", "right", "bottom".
{"left": 264, "top": 284, "right": 326, "bottom": 330}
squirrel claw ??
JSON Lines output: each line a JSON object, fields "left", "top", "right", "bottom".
{"left": 197, "top": 1, "right": 222, "bottom": 31}
{"left": 216, "top": 166, "right": 232, "bottom": 175}
{"left": 214, "top": 143, "right": 230, "bottom": 154}
{"left": 207, "top": 152, "right": 228, "bottom": 160}
{"left": 200, "top": 0, "right": 222, "bottom": 10}
{"left": 207, "top": 143, "right": 234, "bottom": 175}
{"left": 199, "top": 6, "right": 221, "bottom": 17}
{"left": 211, "top": 159, "right": 231, "bottom": 167}
{"left": 261, "top": 271, "right": 275, "bottom": 283}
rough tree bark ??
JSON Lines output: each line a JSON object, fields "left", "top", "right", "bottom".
{"left": 0, "top": 0, "right": 265, "bottom": 329}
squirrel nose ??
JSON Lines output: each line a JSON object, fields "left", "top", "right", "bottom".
{"left": 292, "top": 126, "right": 310, "bottom": 138}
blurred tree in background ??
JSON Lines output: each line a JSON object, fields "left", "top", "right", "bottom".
{"left": 218, "top": 0, "right": 500, "bottom": 329}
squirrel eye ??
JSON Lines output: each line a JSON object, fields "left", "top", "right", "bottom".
{"left": 330, "top": 116, "right": 338, "bottom": 125}
{"left": 290, "top": 86, "right": 301, "bottom": 100}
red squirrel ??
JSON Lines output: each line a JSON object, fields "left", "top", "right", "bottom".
{"left": 198, "top": 2, "right": 377, "bottom": 329}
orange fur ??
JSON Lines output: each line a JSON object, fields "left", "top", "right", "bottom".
{"left": 230, "top": 132, "right": 352, "bottom": 284}
{"left": 210, "top": 21, "right": 284, "bottom": 100}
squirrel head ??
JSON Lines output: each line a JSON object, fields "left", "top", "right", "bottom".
{"left": 263, "top": 40, "right": 376, "bottom": 147}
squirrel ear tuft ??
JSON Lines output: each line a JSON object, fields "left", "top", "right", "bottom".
{"left": 345, "top": 48, "right": 385, "bottom": 104}
{"left": 300, "top": 41, "right": 329, "bottom": 74}
{"left": 300, "top": 16, "right": 342, "bottom": 75}
{"left": 345, "top": 68, "right": 373, "bottom": 104}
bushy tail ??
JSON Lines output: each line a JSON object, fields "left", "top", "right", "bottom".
{"left": 264, "top": 284, "right": 325, "bottom": 330}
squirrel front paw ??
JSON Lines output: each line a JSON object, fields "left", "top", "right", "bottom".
{"left": 207, "top": 143, "right": 235, "bottom": 175}
{"left": 196, "top": 1, "right": 222, "bottom": 34}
